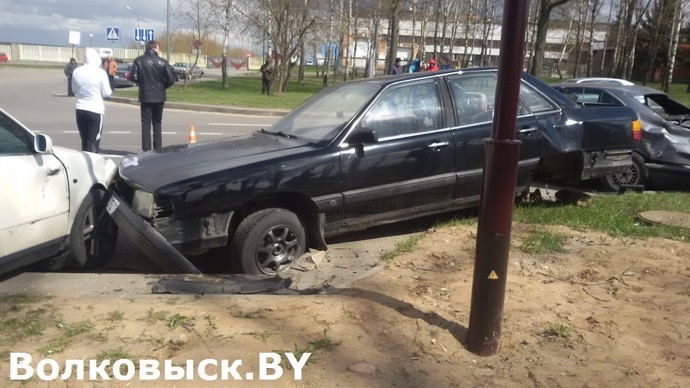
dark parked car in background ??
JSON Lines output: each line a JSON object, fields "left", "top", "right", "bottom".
{"left": 110, "top": 68, "right": 640, "bottom": 275}
{"left": 554, "top": 82, "right": 690, "bottom": 191}
{"left": 113, "top": 62, "right": 134, "bottom": 88}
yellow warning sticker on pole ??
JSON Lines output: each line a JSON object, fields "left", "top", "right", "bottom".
{"left": 488, "top": 271, "right": 499, "bottom": 280}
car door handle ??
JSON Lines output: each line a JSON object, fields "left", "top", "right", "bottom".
{"left": 518, "top": 127, "right": 539, "bottom": 135}
{"left": 428, "top": 142, "right": 449, "bottom": 149}
{"left": 47, "top": 167, "right": 62, "bottom": 176}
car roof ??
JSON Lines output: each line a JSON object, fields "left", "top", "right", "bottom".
{"left": 337, "top": 67, "right": 575, "bottom": 107}
{"left": 553, "top": 82, "right": 666, "bottom": 97}
{"left": 562, "top": 77, "right": 635, "bottom": 85}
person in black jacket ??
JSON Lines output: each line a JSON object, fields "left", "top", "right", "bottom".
{"left": 130, "top": 40, "right": 176, "bottom": 151}
{"left": 64, "top": 57, "right": 77, "bottom": 96}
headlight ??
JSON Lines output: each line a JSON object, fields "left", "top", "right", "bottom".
{"left": 132, "top": 190, "right": 155, "bottom": 219}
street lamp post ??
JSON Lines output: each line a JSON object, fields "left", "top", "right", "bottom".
{"left": 126, "top": 5, "right": 140, "bottom": 30}
{"left": 166, "top": 0, "right": 171, "bottom": 61}
{"left": 126, "top": 5, "right": 145, "bottom": 51}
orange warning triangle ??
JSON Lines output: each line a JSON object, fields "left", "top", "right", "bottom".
{"left": 488, "top": 271, "right": 499, "bottom": 280}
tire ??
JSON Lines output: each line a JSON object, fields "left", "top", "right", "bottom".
{"left": 67, "top": 188, "right": 119, "bottom": 269}
{"left": 230, "top": 208, "right": 306, "bottom": 275}
{"left": 600, "top": 153, "right": 648, "bottom": 192}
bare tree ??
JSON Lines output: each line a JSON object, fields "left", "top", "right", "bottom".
{"left": 662, "top": 0, "right": 684, "bottom": 92}
{"left": 176, "top": 0, "right": 214, "bottom": 89}
{"left": 207, "top": 0, "right": 234, "bottom": 89}
{"left": 529, "top": 0, "right": 571, "bottom": 76}
{"left": 236, "top": 0, "right": 316, "bottom": 93}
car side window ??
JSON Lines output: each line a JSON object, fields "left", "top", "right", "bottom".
{"left": 448, "top": 74, "right": 496, "bottom": 125}
{"left": 0, "top": 113, "right": 32, "bottom": 155}
{"left": 560, "top": 88, "right": 622, "bottom": 106}
{"left": 520, "top": 84, "right": 556, "bottom": 113}
{"left": 359, "top": 80, "right": 443, "bottom": 139}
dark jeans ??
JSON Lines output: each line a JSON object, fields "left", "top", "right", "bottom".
{"left": 67, "top": 76, "right": 74, "bottom": 96}
{"left": 140, "top": 102, "right": 165, "bottom": 151}
{"left": 75, "top": 109, "right": 103, "bottom": 153}
{"left": 262, "top": 78, "right": 271, "bottom": 95}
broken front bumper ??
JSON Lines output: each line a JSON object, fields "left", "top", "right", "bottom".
{"left": 105, "top": 193, "right": 201, "bottom": 274}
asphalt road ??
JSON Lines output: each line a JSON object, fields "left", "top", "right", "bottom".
{"left": 0, "top": 67, "right": 277, "bottom": 154}
{"left": 0, "top": 66, "right": 279, "bottom": 275}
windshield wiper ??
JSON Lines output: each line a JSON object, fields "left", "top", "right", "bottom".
{"left": 260, "top": 128, "right": 298, "bottom": 139}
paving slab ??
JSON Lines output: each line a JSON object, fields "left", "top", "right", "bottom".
{"left": 0, "top": 232, "right": 415, "bottom": 296}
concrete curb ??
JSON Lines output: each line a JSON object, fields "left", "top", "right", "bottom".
{"left": 106, "top": 96, "right": 290, "bottom": 118}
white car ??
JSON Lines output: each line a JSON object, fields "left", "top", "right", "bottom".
{"left": 0, "top": 108, "right": 120, "bottom": 275}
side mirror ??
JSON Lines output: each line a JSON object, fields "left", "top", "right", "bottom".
{"left": 346, "top": 129, "right": 377, "bottom": 145}
{"left": 34, "top": 133, "right": 53, "bottom": 154}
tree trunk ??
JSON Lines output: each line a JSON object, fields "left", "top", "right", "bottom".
{"left": 530, "top": 0, "right": 571, "bottom": 76}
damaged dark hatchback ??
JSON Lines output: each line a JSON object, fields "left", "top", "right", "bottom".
{"left": 112, "top": 68, "right": 640, "bottom": 275}
{"left": 554, "top": 83, "right": 690, "bottom": 191}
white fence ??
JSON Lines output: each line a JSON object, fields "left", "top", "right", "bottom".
{"left": 0, "top": 43, "right": 208, "bottom": 67}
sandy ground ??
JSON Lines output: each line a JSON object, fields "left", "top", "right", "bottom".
{"left": 1, "top": 221, "right": 689, "bottom": 387}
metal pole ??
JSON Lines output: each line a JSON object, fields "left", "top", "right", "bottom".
{"left": 466, "top": 0, "right": 530, "bottom": 357}
{"left": 166, "top": 0, "right": 171, "bottom": 61}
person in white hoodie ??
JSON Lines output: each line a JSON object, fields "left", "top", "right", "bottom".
{"left": 71, "top": 48, "right": 112, "bottom": 153}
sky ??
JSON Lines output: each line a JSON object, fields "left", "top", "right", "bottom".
{"left": 0, "top": 0, "right": 179, "bottom": 48}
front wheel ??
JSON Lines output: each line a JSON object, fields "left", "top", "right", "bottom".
{"left": 230, "top": 209, "right": 305, "bottom": 275}
{"left": 599, "top": 153, "right": 648, "bottom": 192}
{"left": 67, "top": 188, "right": 119, "bottom": 269}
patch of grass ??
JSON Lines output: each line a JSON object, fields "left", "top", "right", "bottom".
{"left": 167, "top": 313, "right": 195, "bottom": 329}
{"left": 38, "top": 321, "right": 95, "bottom": 355}
{"left": 0, "top": 294, "right": 50, "bottom": 309}
{"left": 39, "top": 336, "right": 72, "bottom": 355}
{"left": 230, "top": 308, "right": 267, "bottom": 319}
{"left": 243, "top": 330, "right": 275, "bottom": 343}
{"left": 514, "top": 192, "right": 689, "bottom": 241}
{"left": 95, "top": 347, "right": 137, "bottom": 376}
{"left": 96, "top": 347, "right": 133, "bottom": 362}
{"left": 541, "top": 322, "right": 574, "bottom": 341}
{"left": 380, "top": 234, "right": 424, "bottom": 261}
{"left": 61, "top": 320, "right": 94, "bottom": 336}
{"left": 307, "top": 330, "right": 341, "bottom": 352}
{"left": 107, "top": 310, "right": 125, "bottom": 322}
{"left": 520, "top": 230, "right": 569, "bottom": 254}
{"left": 275, "top": 329, "right": 341, "bottom": 367}
{"left": 145, "top": 308, "right": 169, "bottom": 324}
{"left": 0, "top": 302, "right": 59, "bottom": 344}
{"left": 116, "top": 76, "right": 327, "bottom": 110}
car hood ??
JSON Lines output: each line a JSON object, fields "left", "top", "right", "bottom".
{"left": 118, "top": 132, "right": 310, "bottom": 193}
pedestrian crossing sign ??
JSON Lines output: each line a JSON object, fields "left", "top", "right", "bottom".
{"left": 106, "top": 27, "right": 120, "bottom": 41}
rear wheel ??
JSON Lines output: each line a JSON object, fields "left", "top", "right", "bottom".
{"left": 600, "top": 153, "right": 648, "bottom": 192}
{"left": 67, "top": 188, "right": 118, "bottom": 269}
{"left": 230, "top": 209, "right": 305, "bottom": 275}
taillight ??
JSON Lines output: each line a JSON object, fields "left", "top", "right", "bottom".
{"left": 631, "top": 119, "right": 641, "bottom": 141}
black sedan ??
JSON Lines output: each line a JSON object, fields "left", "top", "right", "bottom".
{"left": 554, "top": 83, "right": 690, "bottom": 191}
{"left": 110, "top": 68, "right": 640, "bottom": 275}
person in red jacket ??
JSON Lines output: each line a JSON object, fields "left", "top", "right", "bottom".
{"left": 426, "top": 57, "right": 439, "bottom": 72}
